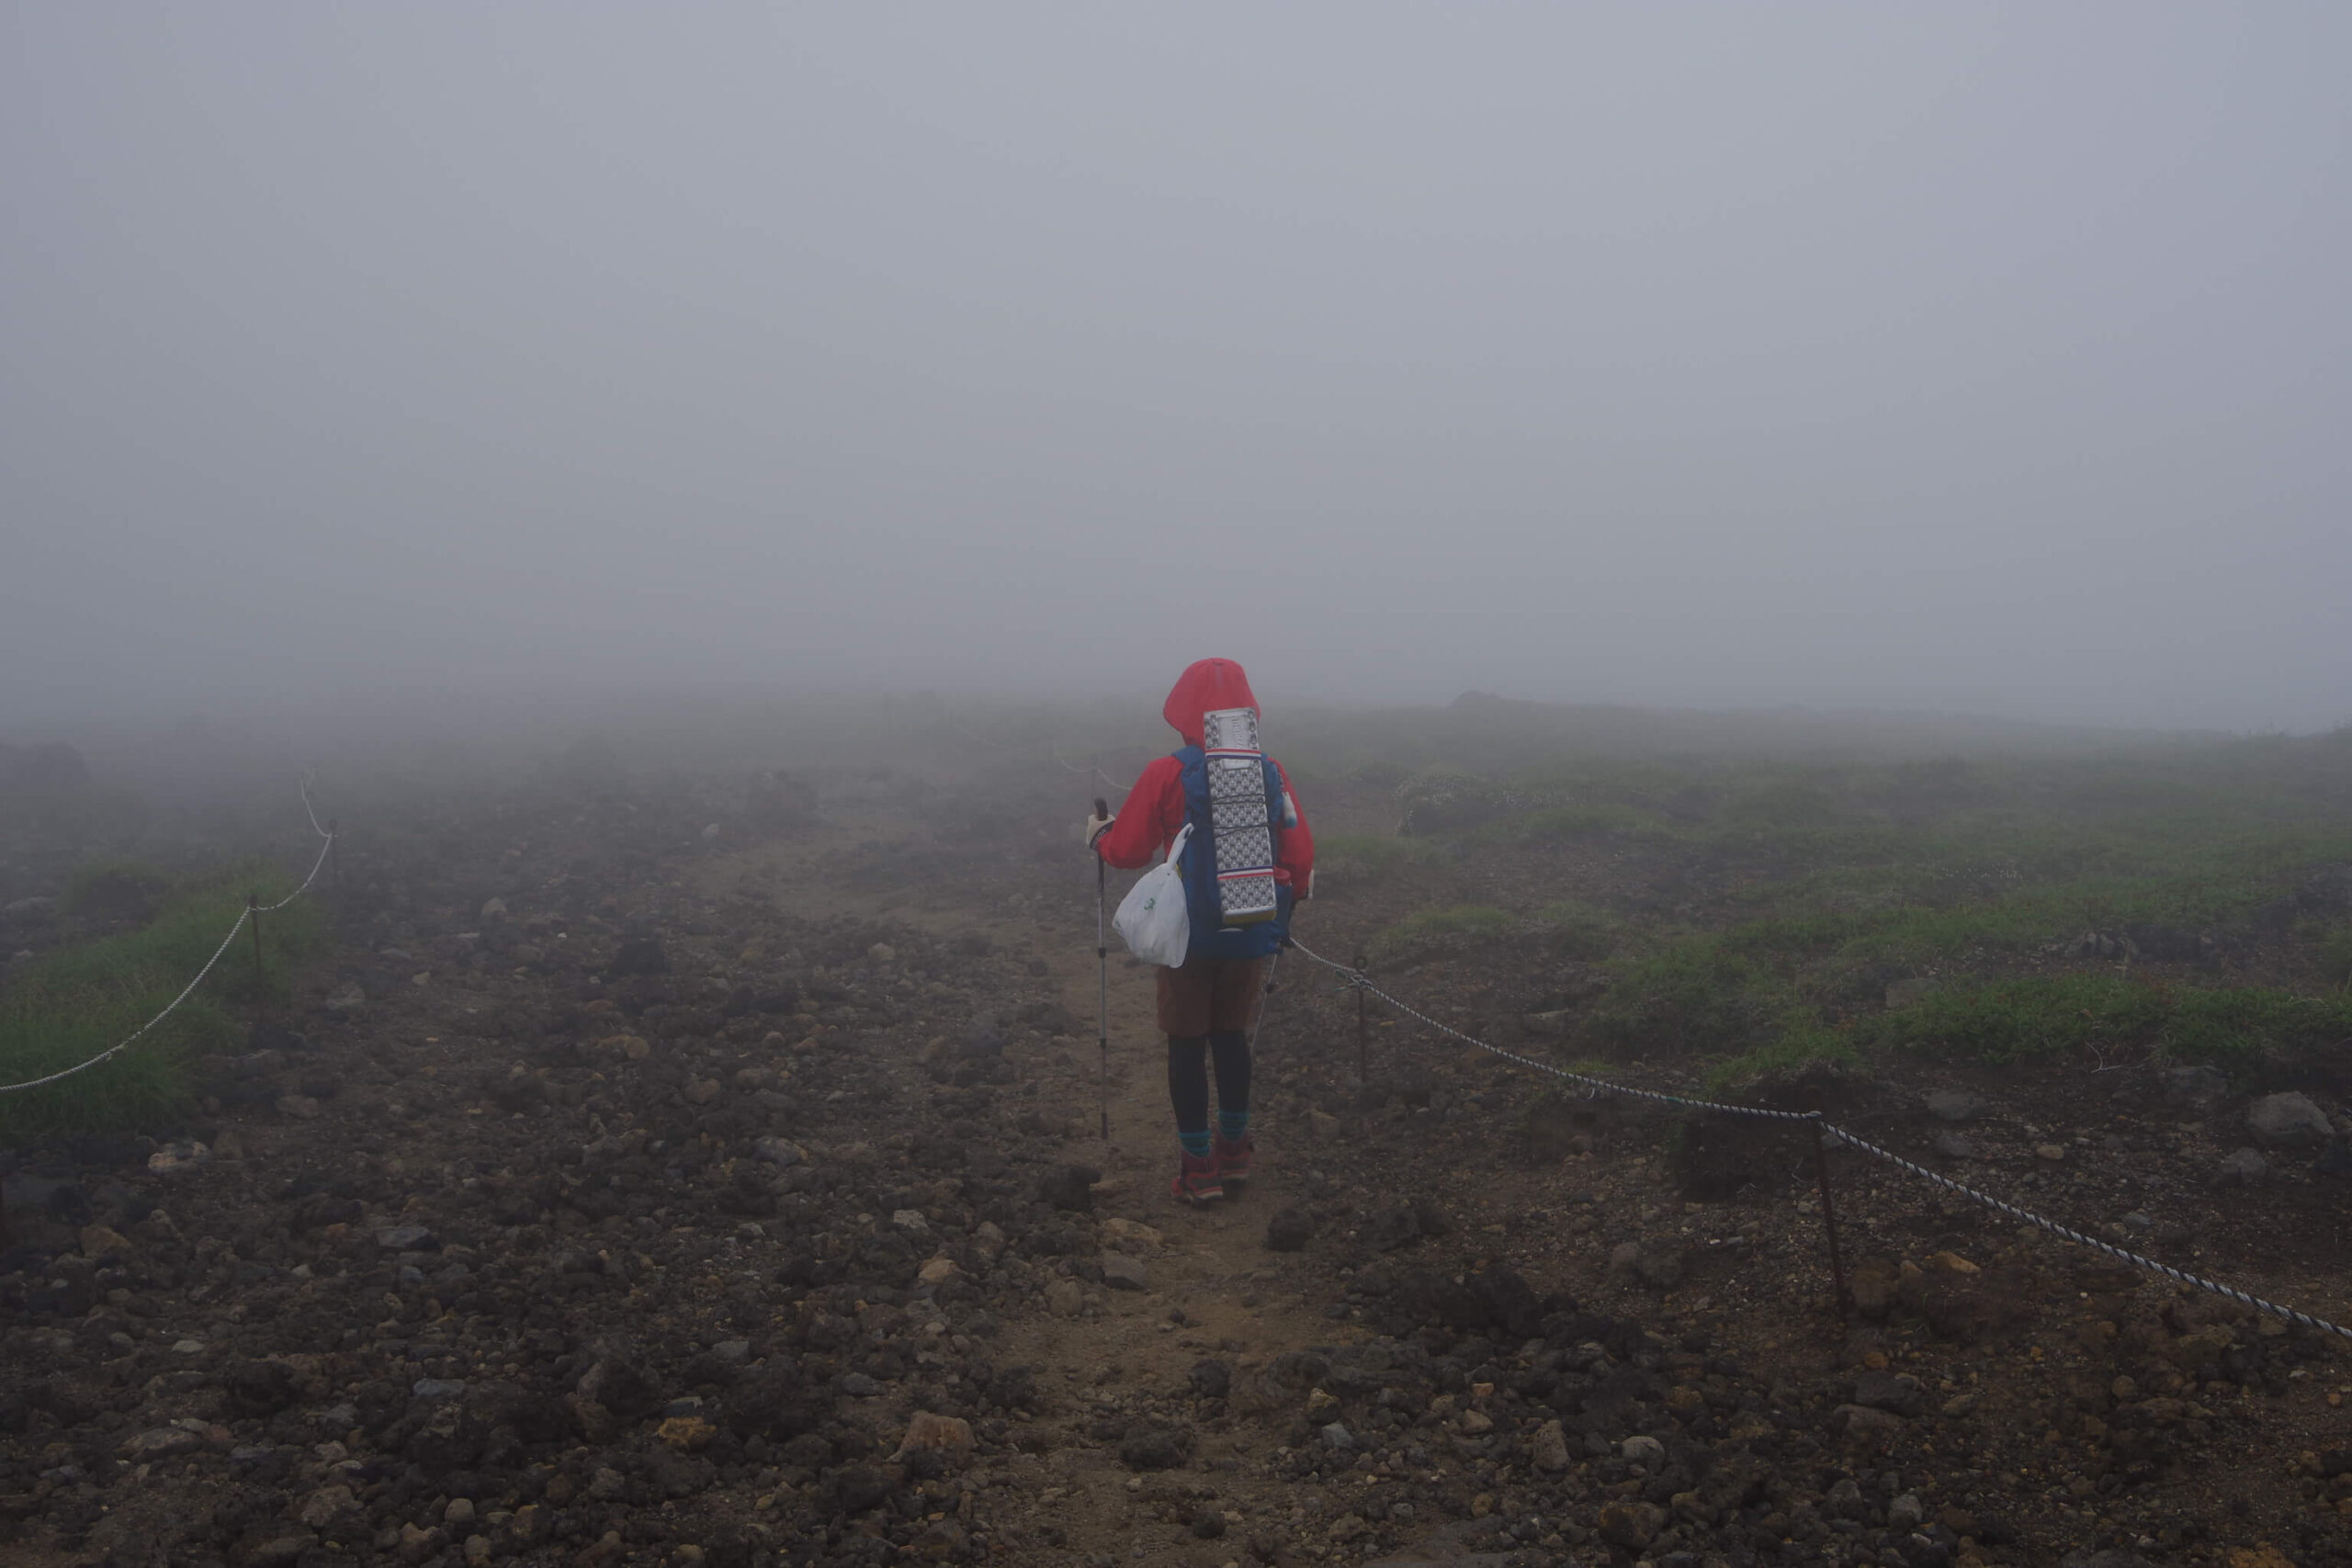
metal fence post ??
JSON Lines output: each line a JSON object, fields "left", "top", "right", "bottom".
{"left": 247, "top": 896, "right": 266, "bottom": 1022}
{"left": 1809, "top": 1118, "right": 1851, "bottom": 1322}
{"left": 1353, "top": 950, "right": 1370, "bottom": 1085}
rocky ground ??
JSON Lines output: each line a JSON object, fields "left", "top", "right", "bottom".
{"left": 2, "top": 764, "right": 2349, "bottom": 1568}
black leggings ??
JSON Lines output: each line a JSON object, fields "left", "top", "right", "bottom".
{"left": 1167, "top": 1031, "right": 1250, "bottom": 1134}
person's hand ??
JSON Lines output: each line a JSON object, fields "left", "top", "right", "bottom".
{"left": 1084, "top": 812, "right": 1115, "bottom": 847}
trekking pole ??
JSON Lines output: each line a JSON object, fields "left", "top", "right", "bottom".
{"left": 1246, "top": 948, "right": 1283, "bottom": 1056}
{"left": 1093, "top": 797, "right": 1111, "bottom": 1142}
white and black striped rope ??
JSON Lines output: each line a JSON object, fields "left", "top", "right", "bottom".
{"left": 1823, "top": 1125, "right": 2352, "bottom": 1341}
{"left": 1287, "top": 933, "right": 2352, "bottom": 1341}
{"left": 1286, "top": 938, "right": 1818, "bottom": 1122}
{"left": 0, "top": 783, "right": 336, "bottom": 1097}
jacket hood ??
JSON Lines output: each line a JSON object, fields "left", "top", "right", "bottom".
{"left": 1162, "top": 659, "right": 1259, "bottom": 748}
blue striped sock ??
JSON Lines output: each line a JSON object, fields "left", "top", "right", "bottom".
{"left": 1178, "top": 1129, "right": 1212, "bottom": 1158}
{"left": 1218, "top": 1110, "right": 1249, "bottom": 1142}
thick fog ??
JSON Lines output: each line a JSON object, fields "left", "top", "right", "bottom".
{"left": 5, "top": 6, "right": 2346, "bottom": 734}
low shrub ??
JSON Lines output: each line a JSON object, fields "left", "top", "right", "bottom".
{"left": 0, "top": 865, "right": 325, "bottom": 1137}
{"left": 1369, "top": 904, "right": 1517, "bottom": 964}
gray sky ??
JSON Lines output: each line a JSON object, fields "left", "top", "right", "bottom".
{"left": 5, "top": 5, "right": 2346, "bottom": 733}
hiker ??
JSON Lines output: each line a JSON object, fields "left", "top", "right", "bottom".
{"left": 1088, "top": 659, "right": 1315, "bottom": 1205}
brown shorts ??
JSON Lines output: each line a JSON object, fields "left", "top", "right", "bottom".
{"left": 1156, "top": 955, "right": 1269, "bottom": 1038}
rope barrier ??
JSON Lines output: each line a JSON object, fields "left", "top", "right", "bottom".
{"left": 0, "top": 784, "right": 337, "bottom": 1098}
{"left": 1050, "top": 744, "right": 1132, "bottom": 796}
{"left": 299, "top": 769, "right": 330, "bottom": 840}
{"left": 256, "top": 830, "right": 335, "bottom": 912}
{"left": 1288, "top": 938, "right": 1817, "bottom": 1122}
{"left": 1285, "top": 935, "right": 2352, "bottom": 1341}
{"left": 1821, "top": 1126, "right": 2352, "bottom": 1340}
{"left": 0, "top": 909, "right": 253, "bottom": 1095}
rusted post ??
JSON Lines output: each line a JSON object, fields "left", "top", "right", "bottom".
{"left": 1810, "top": 1119, "right": 1850, "bottom": 1322}
{"left": 1353, "top": 950, "right": 1370, "bottom": 1085}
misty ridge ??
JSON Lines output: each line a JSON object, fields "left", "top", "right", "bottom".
{"left": 2, "top": 6, "right": 2347, "bottom": 739}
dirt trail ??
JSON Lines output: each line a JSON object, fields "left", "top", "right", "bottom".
{"left": 699, "top": 820, "right": 1383, "bottom": 1565}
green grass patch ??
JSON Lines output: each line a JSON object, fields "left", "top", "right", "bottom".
{"left": 1856, "top": 974, "right": 2352, "bottom": 1066}
{"left": 1584, "top": 940, "right": 1775, "bottom": 1055}
{"left": 1703, "top": 1012, "right": 1862, "bottom": 1093}
{"left": 1314, "top": 832, "right": 1442, "bottom": 887}
{"left": 1532, "top": 900, "right": 1627, "bottom": 960}
{"left": 0, "top": 865, "right": 327, "bottom": 1140}
{"left": 1497, "top": 802, "right": 1679, "bottom": 844}
{"left": 2318, "top": 922, "right": 2352, "bottom": 990}
{"left": 1368, "top": 904, "right": 1517, "bottom": 964}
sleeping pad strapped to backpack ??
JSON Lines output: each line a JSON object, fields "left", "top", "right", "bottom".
{"left": 1172, "top": 705, "right": 1294, "bottom": 962}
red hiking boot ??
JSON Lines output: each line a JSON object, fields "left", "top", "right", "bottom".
{"left": 1214, "top": 1130, "right": 1255, "bottom": 1192}
{"left": 1170, "top": 1149, "right": 1225, "bottom": 1208}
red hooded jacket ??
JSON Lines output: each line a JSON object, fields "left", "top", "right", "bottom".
{"left": 1094, "top": 659, "right": 1315, "bottom": 900}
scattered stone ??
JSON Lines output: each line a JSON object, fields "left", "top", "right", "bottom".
{"left": 1100, "top": 1252, "right": 1148, "bottom": 1291}
{"left": 1597, "top": 1500, "right": 1665, "bottom": 1550}
{"left": 1530, "top": 1417, "right": 1570, "bottom": 1472}
{"left": 2035, "top": 1143, "right": 2066, "bottom": 1161}
{"left": 1834, "top": 1403, "right": 1905, "bottom": 1452}
{"left": 119, "top": 1427, "right": 204, "bottom": 1461}
{"left": 376, "top": 1225, "right": 436, "bottom": 1250}
{"left": 2164, "top": 1065, "right": 2229, "bottom": 1106}
{"left": 917, "top": 1257, "right": 958, "bottom": 1286}
{"left": 1046, "top": 1280, "right": 1085, "bottom": 1318}
{"left": 1118, "top": 1423, "right": 1193, "bottom": 1471}
{"left": 657, "top": 1416, "right": 717, "bottom": 1450}
{"left": 1263, "top": 1207, "right": 1313, "bottom": 1251}
{"left": 147, "top": 1140, "right": 209, "bottom": 1175}
{"left": 1035, "top": 1164, "right": 1098, "bottom": 1213}
{"left": 889, "top": 1412, "right": 976, "bottom": 1466}
{"left": 1850, "top": 1368, "right": 1924, "bottom": 1416}
{"left": 1319, "top": 1422, "right": 1354, "bottom": 1451}
{"left": 1925, "top": 1089, "right": 1987, "bottom": 1122}
{"left": 79, "top": 1224, "right": 130, "bottom": 1257}
{"left": 1608, "top": 1236, "right": 1686, "bottom": 1289}
{"left": 609, "top": 938, "right": 671, "bottom": 976}
{"left": 1621, "top": 1435, "right": 1666, "bottom": 1465}
{"left": 1100, "top": 1216, "right": 1163, "bottom": 1250}
{"left": 2246, "top": 1091, "right": 2334, "bottom": 1148}
{"left": 1931, "top": 1131, "right": 1977, "bottom": 1159}
{"left": 298, "top": 1484, "right": 360, "bottom": 1529}
{"left": 824, "top": 1465, "right": 891, "bottom": 1515}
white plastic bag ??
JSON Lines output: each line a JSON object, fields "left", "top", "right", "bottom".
{"left": 1113, "top": 824, "right": 1193, "bottom": 968}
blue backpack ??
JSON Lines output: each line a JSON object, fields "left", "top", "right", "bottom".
{"left": 1171, "top": 744, "right": 1294, "bottom": 962}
